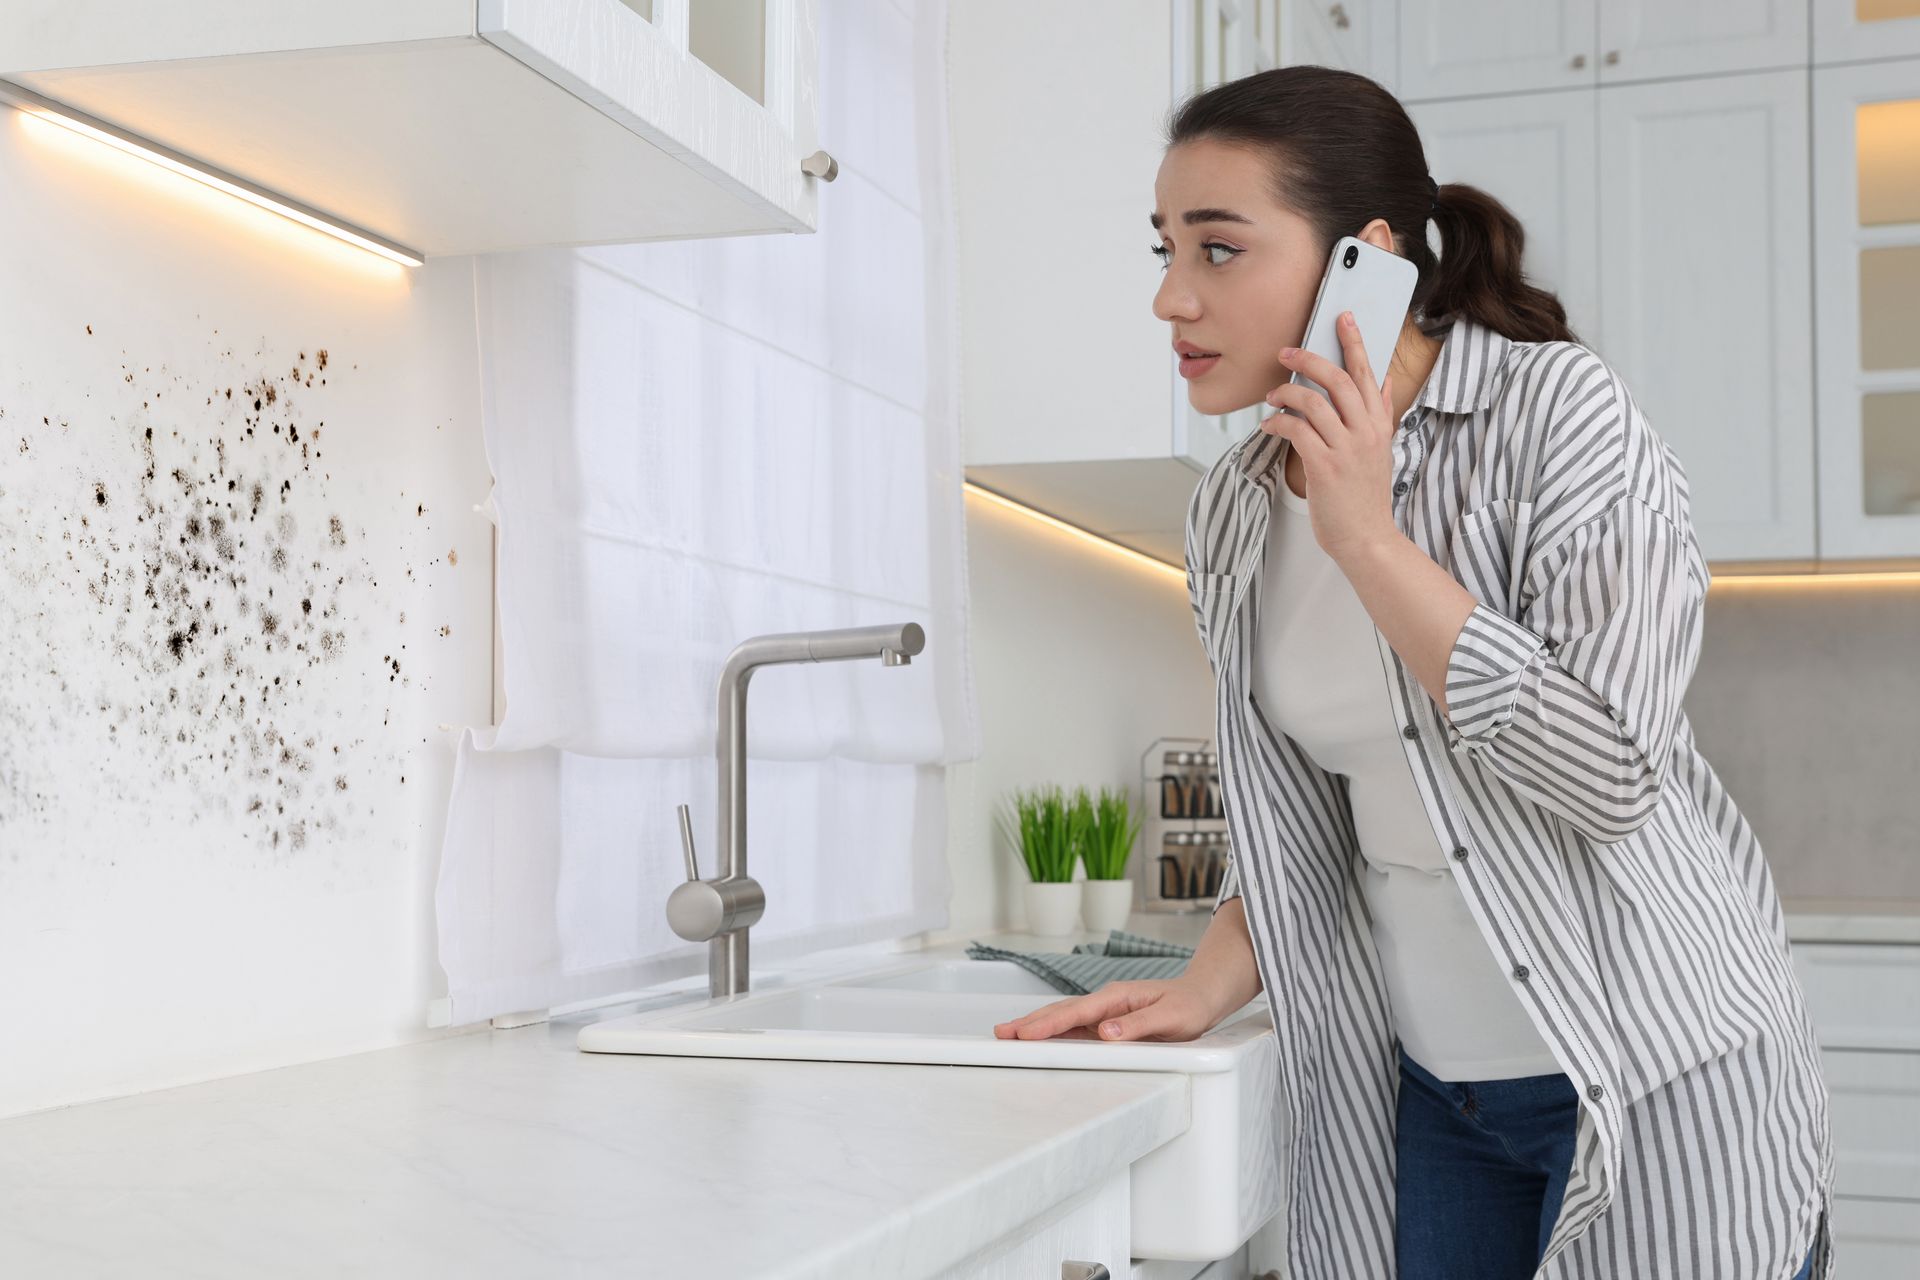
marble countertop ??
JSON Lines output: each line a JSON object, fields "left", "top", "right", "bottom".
{"left": 3, "top": 901, "right": 1909, "bottom": 1277}
{"left": 0, "top": 913, "right": 1212, "bottom": 1280}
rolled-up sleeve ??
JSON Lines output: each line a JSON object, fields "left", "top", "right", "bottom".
{"left": 1212, "top": 846, "right": 1242, "bottom": 914}
{"left": 1441, "top": 490, "right": 1706, "bottom": 843}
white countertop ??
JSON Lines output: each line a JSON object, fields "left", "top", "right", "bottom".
{"left": 0, "top": 914, "right": 1213, "bottom": 1280}
{"left": 2, "top": 903, "right": 1910, "bottom": 1278}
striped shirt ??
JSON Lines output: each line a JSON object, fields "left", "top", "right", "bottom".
{"left": 1187, "top": 315, "right": 1834, "bottom": 1279}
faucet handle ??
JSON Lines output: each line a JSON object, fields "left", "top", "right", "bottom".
{"left": 676, "top": 802, "right": 700, "bottom": 881}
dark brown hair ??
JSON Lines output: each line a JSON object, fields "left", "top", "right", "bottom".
{"left": 1163, "top": 65, "right": 1581, "bottom": 346}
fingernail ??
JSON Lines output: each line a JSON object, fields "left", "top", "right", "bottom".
{"left": 1341, "top": 311, "right": 1354, "bottom": 326}
{"left": 1102, "top": 1021, "right": 1120, "bottom": 1037}
{"left": 1280, "top": 346, "right": 1297, "bottom": 358}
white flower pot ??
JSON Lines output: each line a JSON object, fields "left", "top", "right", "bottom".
{"left": 1022, "top": 880, "right": 1083, "bottom": 937}
{"left": 1080, "top": 878, "right": 1135, "bottom": 934}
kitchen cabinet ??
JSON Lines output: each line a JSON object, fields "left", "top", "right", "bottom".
{"left": 1791, "top": 938, "right": 1920, "bottom": 1270}
{"left": 1812, "top": 55, "right": 1920, "bottom": 563}
{"left": 1399, "top": 0, "right": 1805, "bottom": 103}
{"left": 950, "top": 0, "right": 1281, "bottom": 567}
{"left": 1814, "top": 0, "right": 1920, "bottom": 66}
{"left": 1595, "top": 68, "right": 1816, "bottom": 565}
{"left": 1278, "top": 0, "right": 1397, "bottom": 90}
{"left": 934, "top": 1167, "right": 1130, "bottom": 1279}
{"left": 0, "top": 0, "right": 826, "bottom": 258}
{"left": 1404, "top": 90, "right": 1600, "bottom": 345}
{"left": 1398, "top": 0, "right": 1596, "bottom": 101}
{"left": 1405, "top": 82, "right": 1819, "bottom": 567}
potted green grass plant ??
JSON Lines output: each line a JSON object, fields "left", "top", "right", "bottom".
{"left": 995, "top": 784, "right": 1085, "bottom": 936}
{"left": 1074, "top": 784, "right": 1141, "bottom": 932}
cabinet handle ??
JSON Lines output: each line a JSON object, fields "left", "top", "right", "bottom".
{"left": 1604, "top": 49, "right": 1619, "bottom": 65}
{"left": 1062, "top": 1264, "right": 1111, "bottom": 1280}
{"left": 1328, "top": 3, "right": 1350, "bottom": 29}
{"left": 801, "top": 149, "right": 839, "bottom": 181}
{"left": 1569, "top": 53, "right": 1586, "bottom": 69}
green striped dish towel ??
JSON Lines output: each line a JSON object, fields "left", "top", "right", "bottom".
{"left": 964, "top": 928, "right": 1197, "bottom": 996}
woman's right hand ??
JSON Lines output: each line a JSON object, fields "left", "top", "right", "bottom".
{"left": 991, "top": 977, "right": 1223, "bottom": 1043}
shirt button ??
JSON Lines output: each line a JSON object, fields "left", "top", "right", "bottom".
{"left": 1393, "top": 480, "right": 1410, "bottom": 495}
{"left": 1587, "top": 1083, "right": 1605, "bottom": 1101}
{"left": 1512, "top": 964, "right": 1530, "bottom": 982}
{"left": 1402, "top": 724, "right": 1419, "bottom": 740}
{"left": 1451, "top": 845, "right": 1469, "bottom": 861}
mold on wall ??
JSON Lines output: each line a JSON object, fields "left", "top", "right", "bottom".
{"left": 0, "top": 329, "right": 437, "bottom": 870}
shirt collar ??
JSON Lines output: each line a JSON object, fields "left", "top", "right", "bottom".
{"left": 1234, "top": 315, "right": 1512, "bottom": 484}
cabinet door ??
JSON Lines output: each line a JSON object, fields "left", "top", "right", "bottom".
{"left": 1596, "top": 0, "right": 1806, "bottom": 85}
{"left": 1406, "top": 90, "right": 1600, "bottom": 341}
{"left": 933, "top": 1166, "right": 1130, "bottom": 1279}
{"left": 1596, "top": 69, "right": 1815, "bottom": 564}
{"left": 1398, "top": 0, "right": 1596, "bottom": 102}
{"left": 952, "top": 0, "right": 1177, "bottom": 469}
{"left": 1813, "top": 56, "right": 1920, "bottom": 561}
{"left": 1815, "top": 0, "right": 1920, "bottom": 66}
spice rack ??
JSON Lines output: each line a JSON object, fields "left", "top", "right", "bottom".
{"left": 1136, "top": 736, "right": 1229, "bottom": 913}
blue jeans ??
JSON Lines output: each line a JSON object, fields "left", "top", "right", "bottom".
{"left": 1395, "top": 1046, "right": 1817, "bottom": 1278}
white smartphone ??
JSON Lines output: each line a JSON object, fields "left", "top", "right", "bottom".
{"left": 1280, "top": 234, "right": 1419, "bottom": 416}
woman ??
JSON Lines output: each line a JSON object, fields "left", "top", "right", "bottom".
{"left": 993, "top": 66, "right": 1832, "bottom": 1280}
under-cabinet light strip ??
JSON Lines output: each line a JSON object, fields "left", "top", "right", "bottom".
{"left": 963, "top": 480, "right": 1185, "bottom": 580}
{"left": 963, "top": 481, "right": 1920, "bottom": 588}
{"left": 0, "top": 78, "right": 425, "bottom": 268}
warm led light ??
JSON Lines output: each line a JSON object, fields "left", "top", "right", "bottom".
{"left": 0, "top": 78, "right": 424, "bottom": 269}
{"left": 964, "top": 481, "right": 1185, "bottom": 581}
{"left": 1708, "top": 568, "right": 1920, "bottom": 586}
{"left": 964, "top": 479, "right": 1920, "bottom": 590}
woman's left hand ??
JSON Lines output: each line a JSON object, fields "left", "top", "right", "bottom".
{"left": 1262, "top": 310, "right": 1401, "bottom": 565}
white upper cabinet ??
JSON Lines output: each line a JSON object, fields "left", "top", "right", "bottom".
{"left": 1597, "top": 69, "right": 1816, "bottom": 565}
{"left": 1404, "top": 89, "right": 1600, "bottom": 342}
{"left": 1596, "top": 0, "right": 1807, "bottom": 85}
{"left": 1280, "top": 0, "right": 1397, "bottom": 90}
{"left": 1398, "top": 0, "right": 1598, "bottom": 101}
{"left": 952, "top": 0, "right": 1279, "bottom": 567}
{"left": 1412, "top": 73, "right": 1820, "bottom": 567}
{"left": 1813, "top": 56, "right": 1920, "bottom": 563}
{"left": 1815, "top": 0, "right": 1920, "bottom": 65}
{"left": 1400, "top": 0, "right": 1806, "bottom": 102}
{"left": 0, "top": 0, "right": 826, "bottom": 257}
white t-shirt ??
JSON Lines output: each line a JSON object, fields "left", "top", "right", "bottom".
{"left": 1251, "top": 468, "right": 1563, "bottom": 1082}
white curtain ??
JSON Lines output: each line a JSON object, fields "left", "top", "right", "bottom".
{"left": 434, "top": 0, "right": 977, "bottom": 1027}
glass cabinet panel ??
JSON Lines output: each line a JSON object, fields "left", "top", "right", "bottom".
{"left": 1860, "top": 246, "right": 1920, "bottom": 370}
{"left": 1863, "top": 391, "right": 1920, "bottom": 515}
{"left": 690, "top": 0, "right": 767, "bottom": 107}
{"left": 1859, "top": 1, "right": 1920, "bottom": 23}
{"left": 1857, "top": 100, "right": 1920, "bottom": 224}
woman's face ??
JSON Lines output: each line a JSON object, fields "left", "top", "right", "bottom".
{"left": 1150, "top": 138, "right": 1328, "bottom": 417}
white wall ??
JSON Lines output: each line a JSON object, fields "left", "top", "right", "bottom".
{"left": 937, "top": 494, "right": 1217, "bottom": 937}
{"left": 0, "top": 106, "right": 493, "bottom": 1118}
{"left": 0, "top": 91, "right": 1225, "bottom": 1120}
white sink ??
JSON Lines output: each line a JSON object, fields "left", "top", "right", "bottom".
{"left": 831, "top": 957, "right": 1065, "bottom": 995}
{"left": 576, "top": 953, "right": 1283, "bottom": 1260}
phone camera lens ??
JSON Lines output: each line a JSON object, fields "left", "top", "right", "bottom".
{"left": 1343, "top": 245, "right": 1359, "bottom": 268}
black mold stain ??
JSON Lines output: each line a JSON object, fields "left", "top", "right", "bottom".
{"left": 0, "top": 339, "right": 438, "bottom": 862}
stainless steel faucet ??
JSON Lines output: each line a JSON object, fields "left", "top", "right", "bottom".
{"left": 666, "top": 622, "right": 926, "bottom": 998}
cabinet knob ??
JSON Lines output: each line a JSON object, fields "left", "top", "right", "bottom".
{"left": 1328, "top": 3, "right": 1350, "bottom": 29}
{"left": 1604, "top": 49, "right": 1619, "bottom": 65}
{"left": 1570, "top": 53, "right": 1587, "bottom": 69}
{"left": 801, "top": 149, "right": 839, "bottom": 181}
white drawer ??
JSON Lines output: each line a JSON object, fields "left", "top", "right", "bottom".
{"left": 1823, "top": 1048, "right": 1920, "bottom": 1202}
{"left": 1792, "top": 943, "right": 1920, "bottom": 1051}
{"left": 1830, "top": 1195, "right": 1920, "bottom": 1274}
